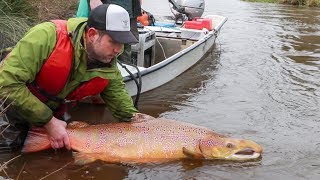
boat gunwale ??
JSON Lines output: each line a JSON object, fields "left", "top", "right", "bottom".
{"left": 123, "top": 16, "right": 227, "bottom": 82}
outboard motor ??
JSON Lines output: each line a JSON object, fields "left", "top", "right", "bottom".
{"left": 168, "top": 0, "right": 205, "bottom": 21}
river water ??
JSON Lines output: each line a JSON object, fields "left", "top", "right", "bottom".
{"left": 1, "top": 0, "right": 320, "bottom": 179}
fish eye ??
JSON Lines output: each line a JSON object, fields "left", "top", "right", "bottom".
{"left": 226, "top": 143, "right": 234, "bottom": 148}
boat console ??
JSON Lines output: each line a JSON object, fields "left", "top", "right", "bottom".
{"left": 131, "top": 29, "right": 156, "bottom": 68}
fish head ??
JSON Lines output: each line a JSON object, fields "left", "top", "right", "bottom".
{"left": 199, "top": 135, "right": 263, "bottom": 160}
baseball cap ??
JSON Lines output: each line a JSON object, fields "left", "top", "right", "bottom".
{"left": 87, "top": 4, "right": 138, "bottom": 44}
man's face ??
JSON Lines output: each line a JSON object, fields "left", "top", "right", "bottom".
{"left": 86, "top": 28, "right": 123, "bottom": 64}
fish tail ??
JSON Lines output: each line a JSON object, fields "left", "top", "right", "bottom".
{"left": 21, "top": 127, "right": 51, "bottom": 153}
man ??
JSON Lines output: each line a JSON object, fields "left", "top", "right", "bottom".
{"left": 77, "top": 0, "right": 142, "bottom": 64}
{"left": 0, "top": 4, "right": 138, "bottom": 151}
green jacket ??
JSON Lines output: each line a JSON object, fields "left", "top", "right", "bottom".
{"left": 0, "top": 18, "right": 138, "bottom": 126}
{"left": 76, "top": 0, "right": 142, "bottom": 18}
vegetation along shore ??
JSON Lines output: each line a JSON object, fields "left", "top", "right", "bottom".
{"left": 0, "top": 0, "right": 77, "bottom": 48}
{"left": 244, "top": 0, "right": 320, "bottom": 6}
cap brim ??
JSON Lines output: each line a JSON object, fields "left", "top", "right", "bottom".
{"left": 106, "top": 31, "right": 138, "bottom": 45}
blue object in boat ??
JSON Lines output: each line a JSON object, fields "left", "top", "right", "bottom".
{"left": 154, "top": 22, "right": 176, "bottom": 28}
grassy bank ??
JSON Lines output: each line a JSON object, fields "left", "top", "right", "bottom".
{"left": 27, "top": 0, "right": 78, "bottom": 22}
{"left": 245, "top": 0, "right": 320, "bottom": 6}
{"left": 0, "top": 0, "right": 78, "bottom": 49}
{"left": 0, "top": 0, "right": 35, "bottom": 47}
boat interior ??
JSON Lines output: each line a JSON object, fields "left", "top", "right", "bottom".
{"left": 117, "top": 15, "right": 227, "bottom": 76}
{"left": 118, "top": 27, "right": 206, "bottom": 76}
{"left": 131, "top": 27, "right": 202, "bottom": 67}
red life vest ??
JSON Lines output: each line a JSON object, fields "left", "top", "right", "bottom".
{"left": 28, "top": 20, "right": 109, "bottom": 105}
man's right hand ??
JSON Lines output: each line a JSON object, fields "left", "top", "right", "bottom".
{"left": 44, "top": 117, "right": 71, "bottom": 150}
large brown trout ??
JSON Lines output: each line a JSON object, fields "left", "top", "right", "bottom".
{"left": 22, "top": 113, "right": 262, "bottom": 164}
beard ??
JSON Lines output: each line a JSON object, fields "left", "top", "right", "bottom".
{"left": 86, "top": 41, "right": 112, "bottom": 69}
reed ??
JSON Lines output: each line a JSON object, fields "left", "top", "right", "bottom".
{"left": 27, "top": 0, "right": 78, "bottom": 22}
{"left": 244, "top": 0, "right": 320, "bottom": 6}
{"left": 0, "top": 0, "right": 35, "bottom": 16}
{"left": 0, "top": 0, "right": 78, "bottom": 48}
{"left": 245, "top": 0, "right": 278, "bottom": 2}
{"left": 303, "top": 0, "right": 320, "bottom": 6}
{"left": 0, "top": 15, "right": 31, "bottom": 47}
{"left": 0, "top": 0, "right": 35, "bottom": 47}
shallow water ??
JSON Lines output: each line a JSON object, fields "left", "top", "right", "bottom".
{"left": 1, "top": 0, "right": 320, "bottom": 179}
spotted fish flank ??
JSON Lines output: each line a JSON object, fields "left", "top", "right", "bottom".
{"left": 22, "top": 113, "right": 263, "bottom": 164}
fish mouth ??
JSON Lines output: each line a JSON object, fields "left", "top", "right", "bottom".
{"left": 231, "top": 148, "right": 261, "bottom": 159}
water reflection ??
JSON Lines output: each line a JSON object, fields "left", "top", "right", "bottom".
{"left": 1, "top": 152, "right": 263, "bottom": 180}
{"left": 1, "top": 150, "right": 129, "bottom": 180}
{"left": 133, "top": 49, "right": 221, "bottom": 117}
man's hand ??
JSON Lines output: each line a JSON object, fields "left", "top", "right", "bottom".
{"left": 131, "top": 113, "right": 154, "bottom": 121}
{"left": 90, "top": 0, "right": 103, "bottom": 10}
{"left": 44, "top": 117, "right": 71, "bottom": 150}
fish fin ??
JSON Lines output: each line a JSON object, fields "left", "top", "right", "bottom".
{"left": 73, "top": 152, "right": 97, "bottom": 165}
{"left": 182, "top": 147, "right": 205, "bottom": 159}
{"left": 21, "top": 127, "right": 51, "bottom": 153}
{"left": 68, "top": 121, "right": 90, "bottom": 129}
